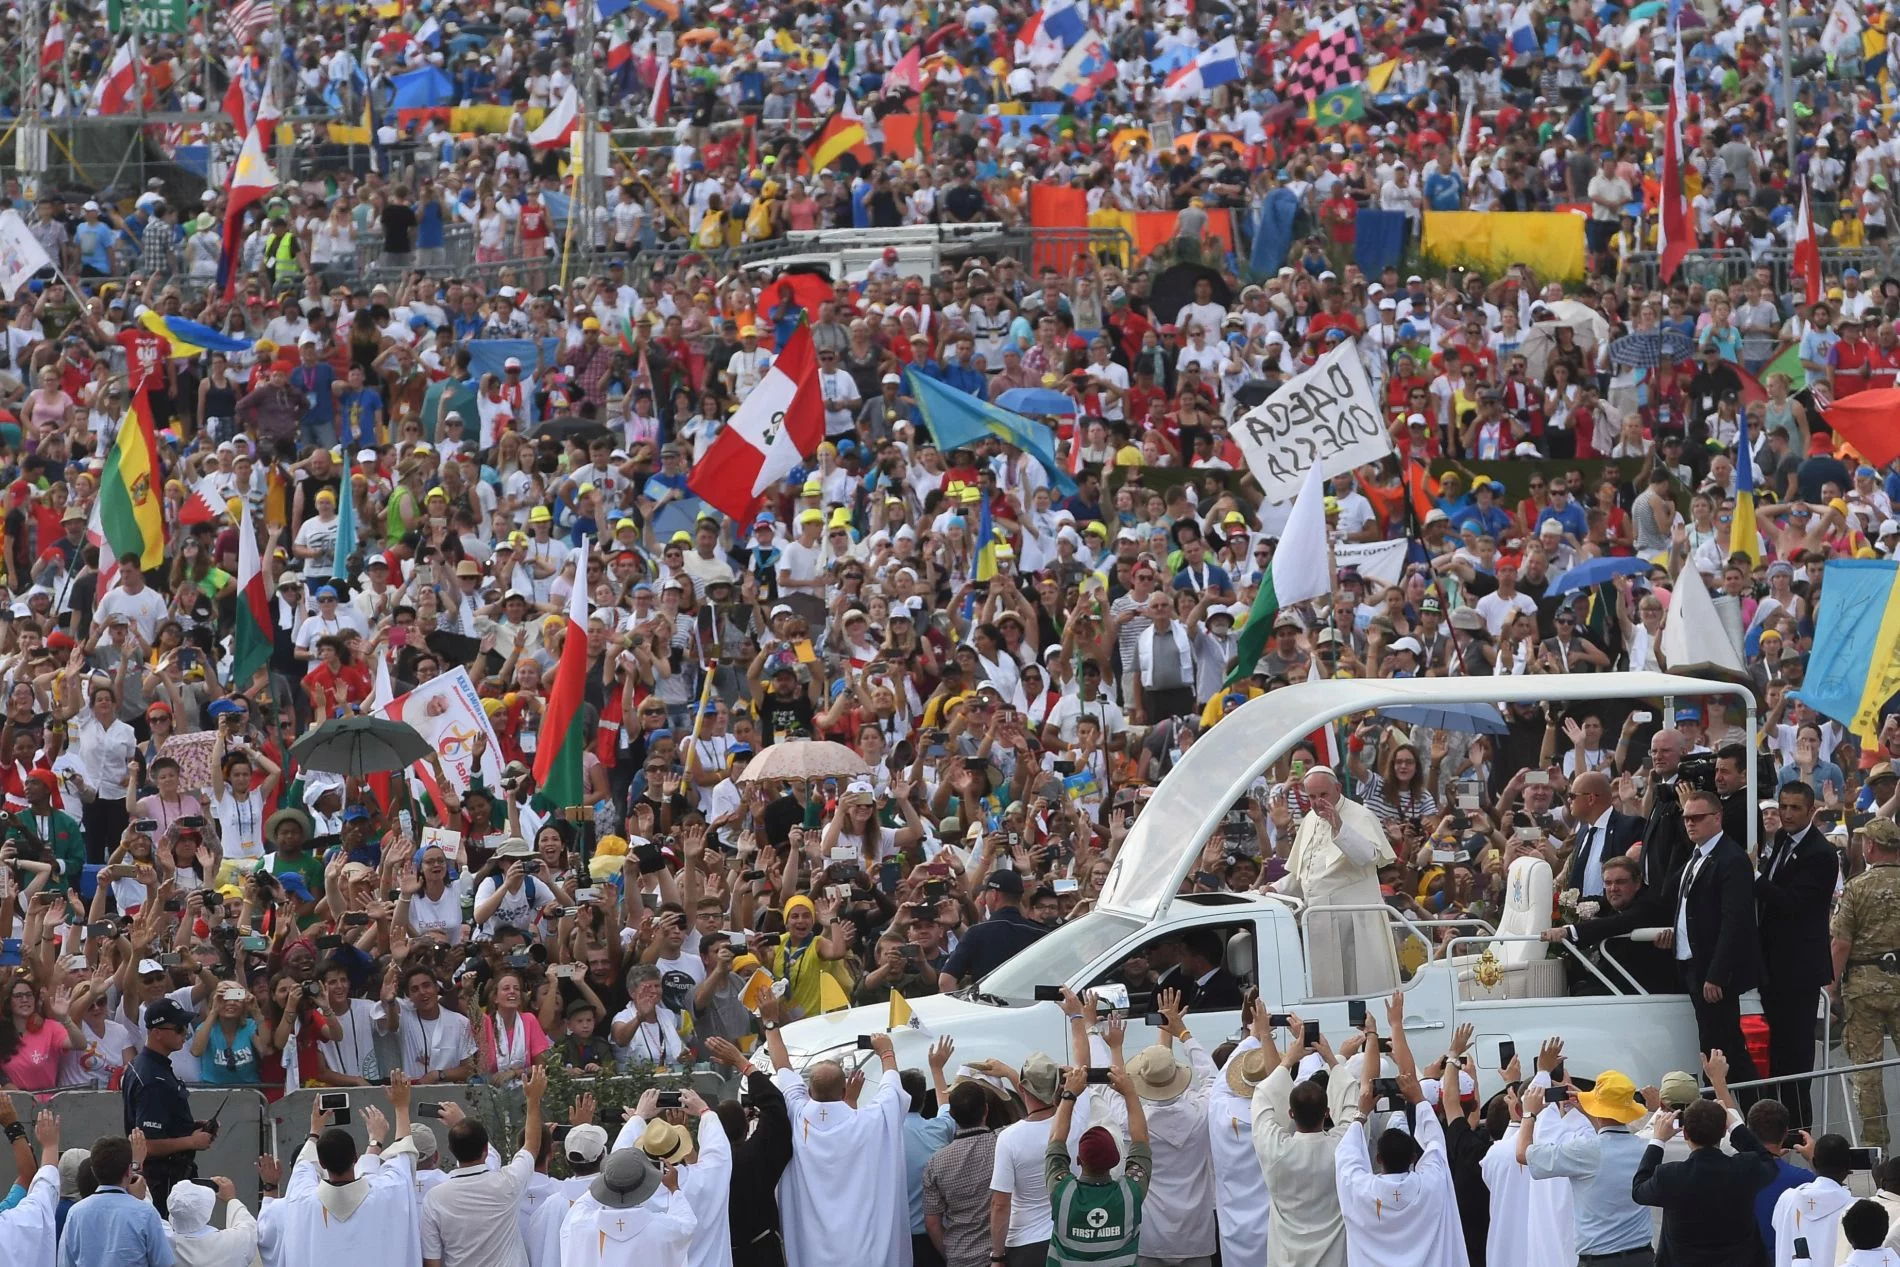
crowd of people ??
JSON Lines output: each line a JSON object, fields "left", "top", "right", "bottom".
{"left": 0, "top": 0, "right": 1899, "bottom": 1262}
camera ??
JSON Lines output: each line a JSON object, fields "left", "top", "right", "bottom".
{"left": 302, "top": 980, "right": 322, "bottom": 998}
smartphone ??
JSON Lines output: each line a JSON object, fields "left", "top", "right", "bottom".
{"left": 1514, "top": 827, "right": 1543, "bottom": 842}
{"left": 829, "top": 847, "right": 856, "bottom": 863}
{"left": 1372, "top": 1077, "right": 1401, "bottom": 1105}
{"left": 133, "top": 818, "right": 159, "bottom": 833}
{"left": 1033, "top": 985, "right": 1065, "bottom": 1002}
{"left": 178, "top": 815, "right": 206, "bottom": 829}
{"left": 1457, "top": 795, "right": 1481, "bottom": 810}
{"left": 1523, "top": 771, "right": 1549, "bottom": 787}
{"left": 1631, "top": 710, "right": 1653, "bottom": 723}
{"left": 1085, "top": 1068, "right": 1112, "bottom": 1084}
{"left": 1551, "top": 1060, "right": 1566, "bottom": 1083}
{"left": 1268, "top": 1013, "right": 1292, "bottom": 1029}
{"left": 385, "top": 889, "right": 402, "bottom": 902}
{"left": 1784, "top": 1129, "right": 1808, "bottom": 1149}
{"left": 742, "top": 870, "right": 765, "bottom": 882}
{"left": 342, "top": 912, "right": 372, "bottom": 928}
{"left": 901, "top": 944, "right": 921, "bottom": 961}
{"left": 1850, "top": 1147, "right": 1884, "bottom": 1170}
{"left": 640, "top": 894, "right": 660, "bottom": 913}
{"left": 319, "top": 1091, "right": 352, "bottom": 1125}
{"left": 1290, "top": 758, "right": 1306, "bottom": 777}
{"left": 315, "top": 934, "right": 343, "bottom": 951}
{"left": 1378, "top": 1037, "right": 1392, "bottom": 1053}
{"left": 576, "top": 888, "right": 601, "bottom": 903}
{"left": 1052, "top": 759, "right": 1077, "bottom": 776}
{"left": 1793, "top": 1238, "right": 1810, "bottom": 1261}
{"left": 86, "top": 920, "right": 116, "bottom": 938}
{"left": 416, "top": 1101, "right": 448, "bottom": 1119}
{"left": 1053, "top": 878, "right": 1078, "bottom": 895}
{"left": 1348, "top": 1000, "right": 1367, "bottom": 1027}
{"left": 854, "top": 1036, "right": 877, "bottom": 1050}
{"left": 159, "top": 952, "right": 182, "bottom": 967}
{"left": 238, "top": 935, "right": 270, "bottom": 953}
{"left": 1304, "top": 1020, "right": 1321, "bottom": 1046}
{"left": 2, "top": 938, "right": 24, "bottom": 966}
{"left": 1431, "top": 848, "right": 1458, "bottom": 864}
{"left": 1498, "top": 1040, "right": 1516, "bottom": 1068}
{"left": 1547, "top": 1085, "right": 1572, "bottom": 1104}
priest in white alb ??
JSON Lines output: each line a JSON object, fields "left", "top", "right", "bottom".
{"left": 760, "top": 991, "right": 910, "bottom": 1267}
{"left": 0, "top": 1109, "right": 60, "bottom": 1267}
{"left": 1277, "top": 766, "right": 1398, "bottom": 996}
{"left": 1333, "top": 993, "right": 1467, "bottom": 1267}
{"left": 1207, "top": 1024, "right": 1272, "bottom": 1267}
{"left": 1772, "top": 1134, "right": 1856, "bottom": 1267}
{"left": 613, "top": 1080, "right": 734, "bottom": 1267}
{"left": 558, "top": 1149, "right": 695, "bottom": 1267}
{"left": 527, "top": 1116, "right": 610, "bottom": 1267}
{"left": 256, "top": 1071, "right": 422, "bottom": 1267}
{"left": 1250, "top": 1003, "right": 1365, "bottom": 1267}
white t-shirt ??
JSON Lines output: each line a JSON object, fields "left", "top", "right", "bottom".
{"left": 59, "top": 1015, "right": 138, "bottom": 1088}
{"left": 214, "top": 787, "right": 268, "bottom": 862}
{"left": 374, "top": 998, "right": 477, "bottom": 1078}
{"left": 990, "top": 1114, "right": 1056, "bottom": 1246}
{"left": 407, "top": 884, "right": 467, "bottom": 945}
{"left": 96, "top": 585, "right": 169, "bottom": 643}
{"left": 472, "top": 874, "right": 554, "bottom": 939}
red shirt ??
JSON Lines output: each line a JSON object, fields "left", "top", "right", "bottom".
{"left": 519, "top": 202, "right": 549, "bottom": 245}
{"left": 1869, "top": 342, "right": 1900, "bottom": 392}
{"left": 117, "top": 330, "right": 168, "bottom": 395}
{"left": 1834, "top": 337, "right": 1875, "bottom": 399}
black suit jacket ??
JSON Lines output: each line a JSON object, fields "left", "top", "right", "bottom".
{"left": 1756, "top": 826, "right": 1840, "bottom": 992}
{"left": 1571, "top": 888, "right": 1680, "bottom": 995}
{"left": 1662, "top": 835, "right": 1763, "bottom": 994}
{"left": 1642, "top": 786, "right": 1692, "bottom": 890}
{"left": 1632, "top": 1124, "right": 1780, "bottom": 1267}
{"left": 1186, "top": 966, "right": 1243, "bottom": 1011}
{"left": 1565, "top": 809, "right": 1648, "bottom": 891}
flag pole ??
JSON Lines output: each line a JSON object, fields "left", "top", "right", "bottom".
{"left": 679, "top": 652, "right": 718, "bottom": 793}
{"left": 558, "top": 151, "right": 581, "bottom": 290}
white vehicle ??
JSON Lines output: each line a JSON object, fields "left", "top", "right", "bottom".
{"left": 770, "top": 672, "right": 1758, "bottom": 1095}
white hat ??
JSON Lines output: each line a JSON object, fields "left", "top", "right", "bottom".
{"left": 1389, "top": 636, "right": 1423, "bottom": 656}
{"left": 1379, "top": 298, "right": 1397, "bottom": 310}
{"left": 82, "top": 200, "right": 100, "bottom": 212}
{"left": 564, "top": 1124, "right": 610, "bottom": 1163}
{"left": 1406, "top": 412, "right": 1428, "bottom": 428}
{"left": 356, "top": 448, "right": 378, "bottom": 464}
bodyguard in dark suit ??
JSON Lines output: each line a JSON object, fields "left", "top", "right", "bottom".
{"left": 1177, "top": 928, "right": 1243, "bottom": 1010}
{"left": 1563, "top": 771, "right": 1647, "bottom": 896}
{"left": 1756, "top": 781, "right": 1840, "bottom": 1126}
{"left": 1633, "top": 1099, "right": 1780, "bottom": 1266}
{"left": 1640, "top": 728, "right": 1693, "bottom": 890}
{"left": 1659, "top": 788, "right": 1763, "bottom": 1082}
{"left": 1546, "top": 853, "right": 1681, "bottom": 995}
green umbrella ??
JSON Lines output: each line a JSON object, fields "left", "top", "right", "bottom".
{"left": 288, "top": 715, "right": 432, "bottom": 778}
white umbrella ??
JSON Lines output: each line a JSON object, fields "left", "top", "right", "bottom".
{"left": 736, "top": 739, "right": 870, "bottom": 785}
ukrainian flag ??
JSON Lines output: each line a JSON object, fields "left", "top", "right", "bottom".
{"left": 975, "top": 491, "right": 998, "bottom": 583}
{"left": 1730, "top": 409, "right": 1760, "bottom": 566}
{"left": 1798, "top": 560, "right": 1900, "bottom": 742}
{"left": 905, "top": 368, "right": 1078, "bottom": 496}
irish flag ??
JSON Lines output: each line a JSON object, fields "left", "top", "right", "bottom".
{"left": 230, "top": 498, "right": 271, "bottom": 691}
{"left": 533, "top": 537, "right": 591, "bottom": 808}
{"left": 94, "top": 392, "right": 165, "bottom": 584}
{"left": 1223, "top": 465, "right": 1330, "bottom": 686}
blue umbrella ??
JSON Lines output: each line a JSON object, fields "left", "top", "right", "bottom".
{"left": 996, "top": 388, "right": 1077, "bottom": 416}
{"left": 1551, "top": 554, "right": 1656, "bottom": 595}
{"left": 1379, "top": 703, "right": 1509, "bottom": 736}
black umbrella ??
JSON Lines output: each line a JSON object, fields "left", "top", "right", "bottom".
{"left": 1501, "top": 65, "right": 1536, "bottom": 89}
{"left": 1232, "top": 381, "right": 1276, "bottom": 411}
{"left": 289, "top": 716, "right": 433, "bottom": 778}
{"left": 1445, "top": 44, "right": 1492, "bottom": 72}
{"left": 1150, "top": 263, "right": 1234, "bottom": 329}
{"left": 1404, "top": 31, "right": 1448, "bottom": 50}
{"left": 529, "top": 415, "right": 612, "bottom": 444}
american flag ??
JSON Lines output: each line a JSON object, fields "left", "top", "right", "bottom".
{"left": 222, "top": 0, "right": 276, "bottom": 46}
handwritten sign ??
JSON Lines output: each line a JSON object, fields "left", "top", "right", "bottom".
{"left": 1234, "top": 340, "right": 1393, "bottom": 502}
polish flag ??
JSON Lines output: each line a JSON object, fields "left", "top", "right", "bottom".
{"left": 686, "top": 322, "right": 824, "bottom": 521}
{"left": 1657, "top": 29, "right": 1691, "bottom": 284}
{"left": 530, "top": 84, "right": 580, "bottom": 150}
{"left": 1792, "top": 180, "right": 1822, "bottom": 307}
{"left": 41, "top": 22, "right": 64, "bottom": 76}
{"left": 90, "top": 43, "right": 142, "bottom": 115}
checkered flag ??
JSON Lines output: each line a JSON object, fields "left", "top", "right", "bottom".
{"left": 1281, "top": 10, "right": 1363, "bottom": 103}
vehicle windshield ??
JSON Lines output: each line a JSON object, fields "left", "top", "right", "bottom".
{"left": 979, "top": 909, "right": 1144, "bottom": 1004}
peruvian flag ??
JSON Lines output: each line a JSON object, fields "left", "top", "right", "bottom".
{"left": 229, "top": 498, "right": 271, "bottom": 691}
{"left": 41, "top": 22, "right": 64, "bottom": 76}
{"left": 220, "top": 121, "right": 278, "bottom": 297}
{"left": 530, "top": 84, "right": 580, "bottom": 150}
{"left": 532, "top": 537, "right": 592, "bottom": 809}
{"left": 1657, "top": 30, "right": 1691, "bottom": 284}
{"left": 687, "top": 322, "right": 825, "bottom": 521}
{"left": 1792, "top": 180, "right": 1822, "bottom": 307}
{"left": 177, "top": 477, "right": 225, "bottom": 527}
{"left": 89, "top": 41, "right": 143, "bottom": 115}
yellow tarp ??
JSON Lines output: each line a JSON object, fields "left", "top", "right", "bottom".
{"left": 1421, "top": 210, "right": 1588, "bottom": 282}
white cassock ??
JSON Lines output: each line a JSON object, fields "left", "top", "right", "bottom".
{"left": 1846, "top": 1251, "right": 1900, "bottom": 1267}
{"left": 1478, "top": 1126, "right": 1534, "bottom": 1267}
{"left": 1334, "top": 1110, "right": 1466, "bottom": 1267}
{"left": 775, "top": 1065, "right": 910, "bottom": 1267}
{"left": 528, "top": 1176, "right": 596, "bottom": 1267}
{"left": 0, "top": 1164, "right": 58, "bottom": 1267}
{"left": 1773, "top": 1175, "right": 1853, "bottom": 1267}
{"left": 1277, "top": 798, "right": 1398, "bottom": 996}
{"left": 1251, "top": 1061, "right": 1363, "bottom": 1267}
{"left": 165, "top": 1187, "right": 259, "bottom": 1267}
{"left": 1206, "top": 1038, "right": 1270, "bottom": 1267}
{"left": 256, "top": 1138, "right": 421, "bottom": 1267}
{"left": 1139, "top": 1037, "right": 1218, "bottom": 1260}
{"left": 1521, "top": 1090, "right": 1587, "bottom": 1267}
{"left": 559, "top": 1189, "right": 696, "bottom": 1267}
{"left": 614, "top": 1110, "right": 735, "bottom": 1267}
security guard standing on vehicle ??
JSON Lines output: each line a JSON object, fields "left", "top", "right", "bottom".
{"left": 122, "top": 997, "right": 211, "bottom": 1215}
{"left": 1832, "top": 818, "right": 1900, "bottom": 1147}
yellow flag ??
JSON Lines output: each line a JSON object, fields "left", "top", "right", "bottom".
{"left": 817, "top": 971, "right": 850, "bottom": 1015}
{"left": 889, "top": 989, "right": 913, "bottom": 1030}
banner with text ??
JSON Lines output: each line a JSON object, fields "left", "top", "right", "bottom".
{"left": 374, "top": 667, "right": 506, "bottom": 797}
{"left": 1331, "top": 538, "right": 1411, "bottom": 588}
{"left": 1235, "top": 340, "right": 1393, "bottom": 502}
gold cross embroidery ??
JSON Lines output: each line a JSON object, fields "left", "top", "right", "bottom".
{"left": 1375, "top": 1198, "right": 1382, "bottom": 1220}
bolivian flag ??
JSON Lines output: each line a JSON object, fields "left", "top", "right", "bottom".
{"left": 97, "top": 392, "right": 165, "bottom": 572}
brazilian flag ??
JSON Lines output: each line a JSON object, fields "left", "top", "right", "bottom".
{"left": 1311, "top": 82, "right": 1366, "bottom": 125}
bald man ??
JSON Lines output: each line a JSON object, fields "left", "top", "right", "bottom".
{"left": 1276, "top": 768, "right": 1398, "bottom": 996}
{"left": 1562, "top": 771, "right": 1646, "bottom": 898}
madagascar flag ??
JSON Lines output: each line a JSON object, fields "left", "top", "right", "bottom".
{"left": 231, "top": 498, "right": 271, "bottom": 692}
{"left": 533, "top": 537, "right": 592, "bottom": 808}
{"left": 97, "top": 392, "right": 165, "bottom": 573}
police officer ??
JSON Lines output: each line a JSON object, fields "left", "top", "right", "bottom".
{"left": 1832, "top": 818, "right": 1900, "bottom": 1148}
{"left": 122, "top": 997, "right": 211, "bottom": 1215}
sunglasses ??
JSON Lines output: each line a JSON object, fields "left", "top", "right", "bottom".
{"left": 1682, "top": 811, "right": 1721, "bottom": 823}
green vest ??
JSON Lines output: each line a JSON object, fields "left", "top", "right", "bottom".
{"left": 1049, "top": 1172, "right": 1143, "bottom": 1267}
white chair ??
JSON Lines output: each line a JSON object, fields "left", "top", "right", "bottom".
{"left": 1454, "top": 857, "right": 1567, "bottom": 1000}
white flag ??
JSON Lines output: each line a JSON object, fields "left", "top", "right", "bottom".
{"left": 1233, "top": 339, "right": 1395, "bottom": 502}
{"left": 0, "top": 211, "right": 51, "bottom": 300}
{"left": 1659, "top": 567, "right": 1745, "bottom": 675}
{"left": 1821, "top": 0, "right": 1863, "bottom": 58}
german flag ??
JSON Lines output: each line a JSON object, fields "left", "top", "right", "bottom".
{"left": 801, "top": 112, "right": 872, "bottom": 175}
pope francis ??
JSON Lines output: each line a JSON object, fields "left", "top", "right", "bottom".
{"left": 1276, "top": 767, "right": 1400, "bottom": 997}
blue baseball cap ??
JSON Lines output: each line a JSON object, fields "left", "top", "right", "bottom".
{"left": 730, "top": 743, "right": 754, "bottom": 758}
{"left": 315, "top": 585, "right": 339, "bottom": 599}
{"left": 342, "top": 805, "right": 372, "bottom": 823}
{"left": 275, "top": 872, "right": 314, "bottom": 901}
{"left": 699, "top": 701, "right": 720, "bottom": 715}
